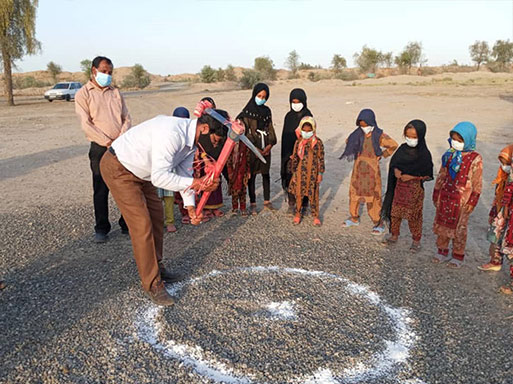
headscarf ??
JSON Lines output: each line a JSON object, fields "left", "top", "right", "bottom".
{"left": 441, "top": 121, "right": 477, "bottom": 179}
{"left": 281, "top": 88, "right": 313, "bottom": 189}
{"left": 172, "top": 107, "right": 190, "bottom": 118}
{"left": 339, "top": 109, "right": 383, "bottom": 161}
{"left": 492, "top": 144, "right": 513, "bottom": 212}
{"left": 295, "top": 116, "right": 318, "bottom": 160}
{"left": 381, "top": 120, "right": 434, "bottom": 224}
{"left": 236, "top": 83, "right": 272, "bottom": 130}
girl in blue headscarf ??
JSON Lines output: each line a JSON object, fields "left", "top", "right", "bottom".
{"left": 432, "top": 122, "right": 483, "bottom": 268}
{"left": 340, "top": 109, "right": 398, "bottom": 234}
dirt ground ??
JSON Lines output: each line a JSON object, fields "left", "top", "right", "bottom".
{"left": 1, "top": 73, "right": 513, "bottom": 383}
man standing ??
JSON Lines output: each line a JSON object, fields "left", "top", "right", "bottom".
{"left": 100, "top": 104, "right": 229, "bottom": 306}
{"left": 75, "top": 56, "right": 131, "bottom": 243}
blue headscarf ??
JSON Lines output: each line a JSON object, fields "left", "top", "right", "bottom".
{"left": 173, "top": 107, "right": 190, "bottom": 118}
{"left": 339, "top": 109, "right": 383, "bottom": 161}
{"left": 441, "top": 121, "right": 477, "bottom": 179}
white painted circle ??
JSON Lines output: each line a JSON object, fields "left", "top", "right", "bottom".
{"left": 135, "top": 266, "right": 424, "bottom": 384}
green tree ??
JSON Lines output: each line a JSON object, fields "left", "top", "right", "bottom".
{"left": 200, "top": 65, "right": 216, "bottom": 83}
{"left": 331, "top": 54, "right": 347, "bottom": 73}
{"left": 80, "top": 59, "right": 92, "bottom": 82}
{"left": 47, "top": 61, "right": 61, "bottom": 81}
{"left": 381, "top": 52, "right": 393, "bottom": 68}
{"left": 0, "top": 0, "right": 40, "bottom": 106}
{"left": 353, "top": 46, "right": 384, "bottom": 73}
{"left": 395, "top": 42, "right": 424, "bottom": 72}
{"left": 491, "top": 39, "right": 513, "bottom": 71}
{"left": 285, "top": 50, "right": 300, "bottom": 76}
{"left": 254, "top": 56, "right": 276, "bottom": 80}
{"left": 469, "top": 41, "right": 490, "bottom": 71}
{"left": 225, "top": 64, "right": 237, "bottom": 81}
{"left": 239, "top": 69, "right": 262, "bottom": 89}
{"left": 122, "top": 64, "right": 151, "bottom": 89}
{"left": 216, "top": 67, "right": 225, "bottom": 82}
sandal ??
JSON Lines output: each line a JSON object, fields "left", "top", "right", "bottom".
{"left": 432, "top": 253, "right": 451, "bottom": 264}
{"left": 204, "top": 210, "right": 214, "bottom": 219}
{"left": 382, "top": 235, "right": 398, "bottom": 245}
{"left": 499, "top": 283, "right": 513, "bottom": 295}
{"left": 263, "top": 202, "right": 276, "bottom": 211}
{"left": 249, "top": 204, "right": 258, "bottom": 216}
{"left": 447, "top": 258, "right": 464, "bottom": 269}
{"left": 212, "top": 209, "right": 225, "bottom": 217}
{"left": 181, "top": 216, "right": 190, "bottom": 225}
{"left": 166, "top": 224, "right": 177, "bottom": 233}
{"left": 343, "top": 218, "right": 360, "bottom": 228}
{"left": 372, "top": 225, "right": 385, "bottom": 236}
{"left": 241, "top": 209, "right": 249, "bottom": 217}
{"left": 293, "top": 214, "right": 302, "bottom": 225}
{"left": 477, "top": 263, "right": 502, "bottom": 272}
{"left": 410, "top": 241, "right": 421, "bottom": 252}
{"left": 313, "top": 218, "right": 322, "bottom": 227}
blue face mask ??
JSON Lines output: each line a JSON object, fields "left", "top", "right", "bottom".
{"left": 255, "top": 96, "right": 266, "bottom": 106}
{"left": 301, "top": 130, "right": 314, "bottom": 139}
{"left": 95, "top": 71, "right": 112, "bottom": 87}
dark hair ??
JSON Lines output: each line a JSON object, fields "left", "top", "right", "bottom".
{"left": 197, "top": 109, "right": 228, "bottom": 137}
{"left": 200, "top": 96, "right": 216, "bottom": 109}
{"left": 92, "top": 56, "right": 113, "bottom": 69}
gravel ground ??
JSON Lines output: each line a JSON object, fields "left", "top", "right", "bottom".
{"left": 1, "top": 80, "right": 513, "bottom": 383}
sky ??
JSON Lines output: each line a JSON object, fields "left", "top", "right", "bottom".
{"left": 15, "top": 0, "right": 513, "bottom": 75}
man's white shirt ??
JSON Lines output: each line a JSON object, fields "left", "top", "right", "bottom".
{"left": 111, "top": 115, "right": 197, "bottom": 206}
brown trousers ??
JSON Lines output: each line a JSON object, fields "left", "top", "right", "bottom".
{"left": 100, "top": 151, "right": 163, "bottom": 291}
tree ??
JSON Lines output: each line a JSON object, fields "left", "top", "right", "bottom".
{"left": 122, "top": 64, "right": 151, "bottom": 89}
{"left": 491, "top": 39, "right": 513, "bottom": 71}
{"left": 199, "top": 65, "right": 216, "bottom": 83}
{"left": 353, "top": 46, "right": 383, "bottom": 73}
{"left": 47, "top": 61, "right": 61, "bottom": 81}
{"left": 395, "top": 41, "right": 424, "bottom": 72}
{"left": 225, "top": 64, "right": 237, "bottom": 81}
{"left": 216, "top": 67, "right": 225, "bottom": 82}
{"left": 239, "top": 69, "right": 262, "bottom": 89}
{"left": 331, "top": 54, "right": 347, "bottom": 73}
{"left": 80, "top": 59, "right": 92, "bottom": 82}
{"left": 0, "top": 0, "right": 40, "bottom": 106}
{"left": 469, "top": 41, "right": 490, "bottom": 71}
{"left": 285, "top": 50, "right": 300, "bottom": 76}
{"left": 381, "top": 52, "right": 394, "bottom": 68}
{"left": 254, "top": 56, "right": 276, "bottom": 80}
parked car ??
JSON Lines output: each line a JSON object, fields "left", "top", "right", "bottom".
{"left": 44, "top": 82, "right": 82, "bottom": 102}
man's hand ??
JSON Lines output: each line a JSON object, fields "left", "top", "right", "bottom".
{"left": 186, "top": 206, "right": 204, "bottom": 225}
{"left": 191, "top": 177, "right": 220, "bottom": 192}
{"left": 193, "top": 99, "right": 214, "bottom": 117}
{"left": 262, "top": 145, "right": 272, "bottom": 156}
{"left": 231, "top": 120, "right": 245, "bottom": 135}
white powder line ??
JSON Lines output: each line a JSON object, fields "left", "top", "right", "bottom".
{"left": 134, "top": 266, "right": 427, "bottom": 384}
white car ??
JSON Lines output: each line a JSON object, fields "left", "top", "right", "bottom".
{"left": 44, "top": 82, "right": 82, "bottom": 102}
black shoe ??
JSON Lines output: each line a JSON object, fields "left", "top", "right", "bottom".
{"left": 147, "top": 280, "right": 176, "bottom": 306}
{"left": 159, "top": 266, "right": 184, "bottom": 284}
{"left": 94, "top": 233, "right": 108, "bottom": 243}
{"left": 121, "top": 227, "right": 129, "bottom": 235}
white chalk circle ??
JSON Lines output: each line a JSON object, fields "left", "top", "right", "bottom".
{"left": 135, "top": 266, "right": 425, "bottom": 384}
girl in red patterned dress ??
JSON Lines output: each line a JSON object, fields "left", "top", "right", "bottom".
{"left": 432, "top": 122, "right": 483, "bottom": 269}
{"left": 381, "top": 120, "right": 433, "bottom": 251}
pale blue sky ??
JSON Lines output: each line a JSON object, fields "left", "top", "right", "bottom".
{"left": 16, "top": 0, "right": 513, "bottom": 75}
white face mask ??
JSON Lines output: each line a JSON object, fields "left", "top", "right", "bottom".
{"left": 501, "top": 164, "right": 512, "bottom": 173}
{"left": 405, "top": 137, "right": 418, "bottom": 147}
{"left": 291, "top": 102, "right": 303, "bottom": 112}
{"left": 361, "top": 126, "right": 374, "bottom": 135}
{"left": 451, "top": 139, "right": 465, "bottom": 152}
{"left": 301, "top": 130, "right": 314, "bottom": 139}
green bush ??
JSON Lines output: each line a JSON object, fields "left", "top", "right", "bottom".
{"left": 199, "top": 65, "right": 217, "bottom": 83}
{"left": 335, "top": 71, "right": 359, "bottom": 81}
{"left": 254, "top": 56, "right": 276, "bottom": 81}
{"left": 122, "top": 64, "right": 151, "bottom": 89}
{"left": 239, "top": 69, "right": 262, "bottom": 89}
{"left": 216, "top": 68, "right": 225, "bottom": 82}
{"left": 225, "top": 65, "right": 237, "bottom": 81}
{"left": 307, "top": 71, "right": 321, "bottom": 82}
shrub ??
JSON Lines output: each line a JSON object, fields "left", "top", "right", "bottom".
{"left": 122, "top": 64, "right": 151, "bottom": 89}
{"left": 225, "top": 65, "right": 237, "bottom": 81}
{"left": 13, "top": 76, "right": 50, "bottom": 89}
{"left": 47, "top": 61, "right": 62, "bottom": 81}
{"left": 80, "top": 59, "right": 92, "bottom": 81}
{"left": 216, "top": 68, "right": 225, "bottom": 82}
{"left": 254, "top": 56, "right": 276, "bottom": 81}
{"left": 239, "top": 69, "right": 262, "bottom": 89}
{"left": 199, "top": 65, "right": 216, "bottom": 83}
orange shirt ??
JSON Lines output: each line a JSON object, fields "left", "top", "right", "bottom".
{"left": 75, "top": 80, "right": 131, "bottom": 147}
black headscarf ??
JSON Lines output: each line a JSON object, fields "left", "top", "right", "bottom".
{"left": 280, "top": 88, "right": 313, "bottom": 190}
{"left": 237, "top": 83, "right": 272, "bottom": 131}
{"left": 381, "top": 119, "right": 434, "bottom": 224}
{"left": 339, "top": 109, "right": 383, "bottom": 161}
